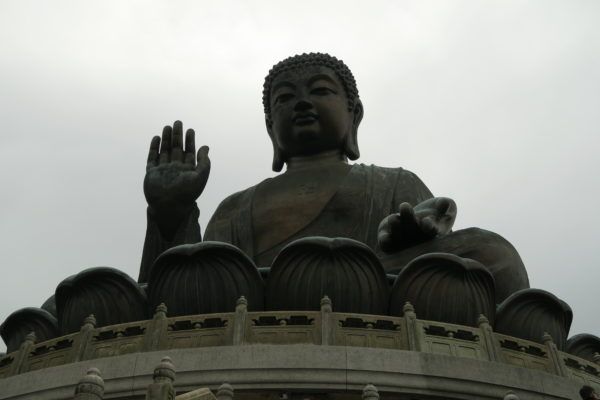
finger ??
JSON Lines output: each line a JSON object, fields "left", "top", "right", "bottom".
{"left": 420, "top": 216, "right": 438, "bottom": 237}
{"left": 385, "top": 213, "right": 402, "bottom": 235}
{"left": 436, "top": 197, "right": 451, "bottom": 215}
{"left": 146, "top": 136, "right": 160, "bottom": 170}
{"left": 171, "top": 120, "right": 184, "bottom": 162}
{"left": 379, "top": 213, "right": 408, "bottom": 252}
{"left": 159, "top": 125, "right": 172, "bottom": 164}
{"left": 184, "top": 129, "right": 196, "bottom": 165}
{"left": 377, "top": 229, "right": 394, "bottom": 253}
{"left": 196, "top": 145, "right": 210, "bottom": 172}
{"left": 398, "top": 202, "right": 417, "bottom": 225}
{"left": 196, "top": 145, "right": 211, "bottom": 193}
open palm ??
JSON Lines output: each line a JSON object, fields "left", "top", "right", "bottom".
{"left": 144, "top": 121, "right": 210, "bottom": 211}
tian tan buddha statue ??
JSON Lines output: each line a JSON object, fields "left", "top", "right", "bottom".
{"left": 140, "top": 52, "right": 529, "bottom": 303}
{"left": 2, "top": 53, "right": 576, "bottom": 355}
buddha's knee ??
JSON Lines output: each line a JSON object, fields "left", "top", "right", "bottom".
{"left": 451, "top": 227, "right": 529, "bottom": 302}
{"left": 381, "top": 227, "right": 529, "bottom": 303}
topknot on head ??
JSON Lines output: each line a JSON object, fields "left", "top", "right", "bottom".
{"left": 262, "top": 52, "right": 359, "bottom": 127}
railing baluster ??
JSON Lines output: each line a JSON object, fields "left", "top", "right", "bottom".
{"left": 402, "top": 302, "right": 422, "bottom": 351}
{"left": 543, "top": 332, "right": 568, "bottom": 377}
{"left": 143, "top": 304, "right": 169, "bottom": 351}
{"left": 320, "top": 295, "right": 332, "bottom": 346}
{"left": 478, "top": 314, "right": 502, "bottom": 362}
{"left": 232, "top": 297, "right": 247, "bottom": 345}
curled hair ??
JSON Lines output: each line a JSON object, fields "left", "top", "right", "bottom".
{"left": 262, "top": 53, "right": 359, "bottom": 127}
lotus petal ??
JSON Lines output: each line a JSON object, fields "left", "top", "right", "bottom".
{"left": 389, "top": 253, "right": 495, "bottom": 326}
{"left": 266, "top": 237, "right": 389, "bottom": 314}
{"left": 147, "top": 241, "right": 264, "bottom": 315}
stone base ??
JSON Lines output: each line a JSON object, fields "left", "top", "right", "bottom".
{"left": 0, "top": 344, "right": 581, "bottom": 400}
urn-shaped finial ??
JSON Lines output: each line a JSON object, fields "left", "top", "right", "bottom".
{"left": 362, "top": 383, "right": 379, "bottom": 400}
{"left": 503, "top": 391, "right": 520, "bottom": 400}
{"left": 153, "top": 356, "right": 176, "bottom": 383}
{"left": 216, "top": 383, "right": 234, "bottom": 400}
{"left": 74, "top": 368, "right": 104, "bottom": 399}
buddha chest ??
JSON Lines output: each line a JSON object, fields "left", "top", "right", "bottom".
{"left": 252, "top": 163, "right": 353, "bottom": 255}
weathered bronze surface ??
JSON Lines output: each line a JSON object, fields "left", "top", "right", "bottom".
{"left": 495, "top": 288, "right": 573, "bottom": 350}
{"left": 147, "top": 241, "right": 264, "bottom": 316}
{"left": 389, "top": 253, "right": 496, "bottom": 327}
{"left": 266, "top": 237, "right": 389, "bottom": 314}
{"left": 55, "top": 267, "right": 148, "bottom": 334}
{"left": 0, "top": 308, "right": 58, "bottom": 353}
{"left": 566, "top": 334, "right": 600, "bottom": 363}
{"left": 139, "top": 53, "right": 528, "bottom": 304}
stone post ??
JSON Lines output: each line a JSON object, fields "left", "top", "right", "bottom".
{"left": 143, "top": 303, "right": 169, "bottom": 351}
{"left": 73, "top": 368, "right": 104, "bottom": 400}
{"left": 216, "top": 383, "right": 234, "bottom": 400}
{"left": 503, "top": 391, "right": 520, "bottom": 400}
{"left": 232, "top": 297, "right": 247, "bottom": 346}
{"left": 362, "top": 384, "right": 379, "bottom": 400}
{"left": 146, "top": 356, "right": 176, "bottom": 400}
{"left": 477, "top": 314, "right": 502, "bottom": 362}
{"left": 320, "top": 295, "right": 332, "bottom": 346}
{"left": 175, "top": 388, "right": 215, "bottom": 400}
{"left": 402, "top": 302, "right": 422, "bottom": 352}
{"left": 69, "top": 314, "right": 97, "bottom": 363}
{"left": 542, "top": 332, "right": 568, "bottom": 377}
{"left": 10, "top": 331, "right": 35, "bottom": 375}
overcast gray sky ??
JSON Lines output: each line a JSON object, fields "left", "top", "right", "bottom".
{"left": 1, "top": 1, "right": 599, "bottom": 353}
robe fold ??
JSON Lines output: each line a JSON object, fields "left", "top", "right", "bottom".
{"left": 204, "top": 164, "right": 433, "bottom": 267}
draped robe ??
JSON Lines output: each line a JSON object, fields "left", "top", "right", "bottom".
{"left": 140, "top": 163, "right": 529, "bottom": 302}
{"left": 204, "top": 164, "right": 433, "bottom": 267}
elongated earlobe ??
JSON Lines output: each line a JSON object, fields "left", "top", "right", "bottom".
{"left": 266, "top": 119, "right": 285, "bottom": 172}
{"left": 344, "top": 136, "right": 360, "bottom": 160}
{"left": 344, "top": 100, "right": 363, "bottom": 160}
{"left": 272, "top": 145, "right": 285, "bottom": 172}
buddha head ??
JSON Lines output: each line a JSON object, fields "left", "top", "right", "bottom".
{"left": 263, "top": 53, "right": 364, "bottom": 172}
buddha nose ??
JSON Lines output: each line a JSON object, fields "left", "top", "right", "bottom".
{"left": 294, "top": 98, "right": 313, "bottom": 111}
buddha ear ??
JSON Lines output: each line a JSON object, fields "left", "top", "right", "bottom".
{"left": 344, "top": 100, "right": 363, "bottom": 161}
{"left": 266, "top": 119, "right": 285, "bottom": 172}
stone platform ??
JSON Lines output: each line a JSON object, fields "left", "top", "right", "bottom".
{"left": 0, "top": 345, "right": 586, "bottom": 399}
{"left": 1, "top": 299, "right": 597, "bottom": 399}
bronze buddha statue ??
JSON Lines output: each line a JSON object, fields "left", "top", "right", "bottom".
{"left": 140, "top": 53, "right": 529, "bottom": 303}
{"left": 3, "top": 54, "right": 579, "bottom": 354}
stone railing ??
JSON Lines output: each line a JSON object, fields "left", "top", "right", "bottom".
{"left": 1, "top": 296, "right": 599, "bottom": 387}
{"left": 69, "top": 357, "right": 392, "bottom": 400}
{"left": 70, "top": 357, "right": 236, "bottom": 400}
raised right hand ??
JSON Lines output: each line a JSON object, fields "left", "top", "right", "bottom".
{"left": 144, "top": 121, "right": 210, "bottom": 223}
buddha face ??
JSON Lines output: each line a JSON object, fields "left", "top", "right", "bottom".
{"left": 267, "top": 65, "right": 363, "bottom": 167}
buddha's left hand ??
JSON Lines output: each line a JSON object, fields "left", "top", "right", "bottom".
{"left": 377, "top": 197, "right": 457, "bottom": 253}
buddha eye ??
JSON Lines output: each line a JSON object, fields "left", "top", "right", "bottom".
{"left": 274, "top": 93, "right": 294, "bottom": 105}
{"left": 311, "top": 87, "right": 336, "bottom": 96}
